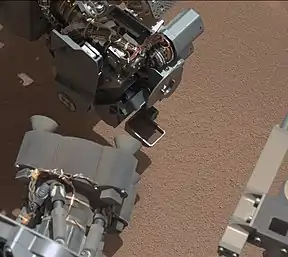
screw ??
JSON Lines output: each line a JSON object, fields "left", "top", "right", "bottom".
{"left": 255, "top": 198, "right": 261, "bottom": 206}
{"left": 281, "top": 249, "right": 287, "bottom": 254}
{"left": 232, "top": 253, "right": 237, "bottom": 257}
{"left": 80, "top": 250, "right": 90, "bottom": 256}
{"left": 161, "top": 85, "right": 172, "bottom": 95}
{"left": 246, "top": 216, "right": 253, "bottom": 223}
{"left": 218, "top": 247, "right": 224, "bottom": 252}
{"left": 254, "top": 237, "right": 261, "bottom": 243}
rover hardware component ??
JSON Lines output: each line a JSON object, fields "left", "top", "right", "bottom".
{"left": 218, "top": 114, "right": 288, "bottom": 257}
{"left": 0, "top": 115, "right": 142, "bottom": 257}
{"left": 0, "top": 1, "right": 204, "bottom": 146}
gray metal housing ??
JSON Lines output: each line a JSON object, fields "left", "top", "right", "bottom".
{"left": 16, "top": 130, "right": 137, "bottom": 195}
{"left": 161, "top": 8, "right": 204, "bottom": 60}
{"left": 0, "top": 116, "right": 142, "bottom": 257}
{"left": 146, "top": 9, "right": 204, "bottom": 109}
{"left": 0, "top": 214, "right": 79, "bottom": 257}
{"left": 50, "top": 30, "right": 103, "bottom": 112}
{"left": 219, "top": 115, "right": 288, "bottom": 257}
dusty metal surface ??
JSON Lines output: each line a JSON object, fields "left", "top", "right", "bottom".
{"left": 0, "top": 1, "right": 288, "bottom": 257}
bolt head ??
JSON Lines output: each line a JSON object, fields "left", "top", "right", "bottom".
{"left": 255, "top": 198, "right": 261, "bottom": 206}
{"left": 80, "top": 250, "right": 90, "bottom": 256}
{"left": 246, "top": 215, "right": 253, "bottom": 223}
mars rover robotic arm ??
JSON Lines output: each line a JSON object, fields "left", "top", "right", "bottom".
{"left": 0, "top": 1, "right": 203, "bottom": 146}
{"left": 218, "top": 114, "right": 288, "bottom": 257}
{"left": 0, "top": 115, "right": 143, "bottom": 257}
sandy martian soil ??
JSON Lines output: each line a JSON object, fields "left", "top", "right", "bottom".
{"left": 0, "top": 1, "right": 288, "bottom": 257}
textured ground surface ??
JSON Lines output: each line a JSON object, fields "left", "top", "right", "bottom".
{"left": 0, "top": 1, "right": 288, "bottom": 257}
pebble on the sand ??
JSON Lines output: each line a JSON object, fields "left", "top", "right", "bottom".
{"left": 17, "top": 73, "right": 34, "bottom": 87}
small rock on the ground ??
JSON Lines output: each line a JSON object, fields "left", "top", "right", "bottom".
{"left": 17, "top": 73, "right": 34, "bottom": 86}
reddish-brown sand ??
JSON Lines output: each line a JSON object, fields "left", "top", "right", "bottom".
{"left": 0, "top": 1, "right": 288, "bottom": 257}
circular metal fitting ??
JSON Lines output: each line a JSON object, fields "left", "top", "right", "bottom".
{"left": 95, "top": 2, "right": 105, "bottom": 13}
{"left": 58, "top": 92, "right": 76, "bottom": 112}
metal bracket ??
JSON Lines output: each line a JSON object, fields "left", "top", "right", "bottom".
{"left": 125, "top": 106, "right": 165, "bottom": 147}
{"left": 219, "top": 118, "right": 288, "bottom": 257}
